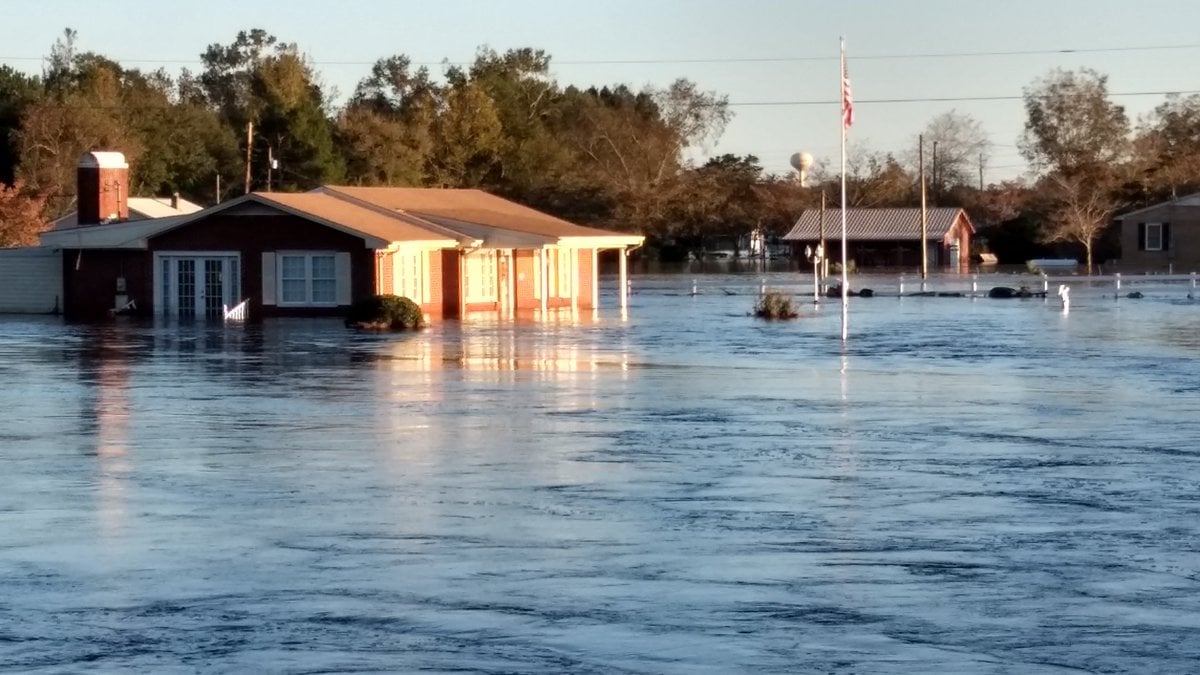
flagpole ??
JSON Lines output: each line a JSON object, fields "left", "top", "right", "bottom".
{"left": 839, "top": 37, "right": 849, "bottom": 342}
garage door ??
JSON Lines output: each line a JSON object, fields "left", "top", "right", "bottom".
{"left": 0, "top": 247, "right": 62, "bottom": 314}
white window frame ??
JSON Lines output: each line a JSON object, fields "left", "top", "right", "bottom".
{"left": 463, "top": 250, "right": 497, "bottom": 304}
{"left": 393, "top": 250, "right": 428, "bottom": 304}
{"left": 153, "top": 251, "right": 241, "bottom": 318}
{"left": 278, "top": 251, "right": 339, "bottom": 307}
{"left": 1145, "top": 222, "right": 1163, "bottom": 251}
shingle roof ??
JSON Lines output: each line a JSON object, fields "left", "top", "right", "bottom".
{"left": 783, "top": 207, "right": 971, "bottom": 241}
{"left": 318, "top": 186, "right": 633, "bottom": 240}
{"left": 51, "top": 196, "right": 204, "bottom": 230}
{"left": 126, "top": 196, "right": 203, "bottom": 219}
{"left": 41, "top": 188, "right": 644, "bottom": 251}
{"left": 1115, "top": 193, "right": 1200, "bottom": 221}
{"left": 254, "top": 192, "right": 461, "bottom": 246}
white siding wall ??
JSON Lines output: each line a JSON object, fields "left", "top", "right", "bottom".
{"left": 0, "top": 248, "right": 62, "bottom": 314}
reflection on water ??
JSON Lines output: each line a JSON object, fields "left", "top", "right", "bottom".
{"left": 1, "top": 273, "right": 1199, "bottom": 672}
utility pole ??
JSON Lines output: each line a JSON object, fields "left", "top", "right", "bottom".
{"left": 266, "top": 146, "right": 273, "bottom": 192}
{"left": 919, "top": 135, "right": 928, "bottom": 281}
{"left": 243, "top": 120, "right": 253, "bottom": 194}
{"left": 931, "top": 140, "right": 938, "bottom": 206}
{"left": 978, "top": 153, "right": 984, "bottom": 190}
{"left": 818, "top": 191, "right": 828, "bottom": 279}
{"left": 215, "top": 174, "right": 221, "bottom": 204}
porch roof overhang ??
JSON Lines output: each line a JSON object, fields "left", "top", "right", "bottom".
{"left": 557, "top": 234, "right": 646, "bottom": 249}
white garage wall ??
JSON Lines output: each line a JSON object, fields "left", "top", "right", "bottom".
{"left": 0, "top": 248, "right": 63, "bottom": 314}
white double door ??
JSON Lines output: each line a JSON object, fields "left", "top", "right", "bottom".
{"left": 158, "top": 253, "right": 241, "bottom": 319}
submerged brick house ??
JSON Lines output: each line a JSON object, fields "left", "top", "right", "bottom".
{"left": 783, "top": 207, "right": 974, "bottom": 268}
{"left": 36, "top": 152, "right": 643, "bottom": 321}
{"left": 1115, "top": 193, "right": 1200, "bottom": 270}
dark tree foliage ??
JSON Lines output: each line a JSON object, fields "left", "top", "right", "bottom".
{"left": 12, "top": 30, "right": 1200, "bottom": 266}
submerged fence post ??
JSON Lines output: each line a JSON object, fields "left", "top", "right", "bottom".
{"left": 899, "top": 273, "right": 905, "bottom": 297}
{"left": 691, "top": 279, "right": 698, "bottom": 296}
{"left": 1115, "top": 272, "right": 1122, "bottom": 299}
{"left": 972, "top": 274, "right": 978, "bottom": 297}
{"left": 1190, "top": 272, "right": 1197, "bottom": 299}
{"left": 1042, "top": 273, "right": 1049, "bottom": 294}
{"left": 760, "top": 278, "right": 766, "bottom": 297}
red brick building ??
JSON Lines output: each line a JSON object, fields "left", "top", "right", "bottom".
{"left": 39, "top": 153, "right": 643, "bottom": 321}
{"left": 783, "top": 207, "right": 975, "bottom": 268}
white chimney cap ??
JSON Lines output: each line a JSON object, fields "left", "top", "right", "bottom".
{"left": 79, "top": 151, "right": 129, "bottom": 169}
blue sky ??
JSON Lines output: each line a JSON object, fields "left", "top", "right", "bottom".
{"left": 4, "top": 0, "right": 1200, "bottom": 183}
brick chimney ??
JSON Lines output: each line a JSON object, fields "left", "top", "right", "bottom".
{"left": 77, "top": 151, "right": 130, "bottom": 225}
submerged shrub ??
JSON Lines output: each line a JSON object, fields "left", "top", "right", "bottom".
{"left": 345, "top": 294, "right": 426, "bottom": 330}
{"left": 753, "top": 291, "right": 800, "bottom": 320}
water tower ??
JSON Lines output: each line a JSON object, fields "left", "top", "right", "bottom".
{"left": 789, "top": 151, "right": 814, "bottom": 186}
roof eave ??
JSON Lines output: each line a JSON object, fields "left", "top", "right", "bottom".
{"left": 557, "top": 235, "right": 646, "bottom": 248}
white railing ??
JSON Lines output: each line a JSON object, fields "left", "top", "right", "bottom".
{"left": 891, "top": 271, "right": 1200, "bottom": 299}
{"left": 223, "top": 299, "right": 249, "bottom": 321}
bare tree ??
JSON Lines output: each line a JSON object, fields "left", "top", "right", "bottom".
{"left": 907, "top": 110, "right": 990, "bottom": 191}
{"left": 1042, "top": 172, "right": 1120, "bottom": 271}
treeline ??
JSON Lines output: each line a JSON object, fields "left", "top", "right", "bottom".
{"left": 4, "top": 28, "right": 1200, "bottom": 264}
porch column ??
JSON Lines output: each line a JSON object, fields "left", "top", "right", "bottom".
{"left": 618, "top": 246, "right": 628, "bottom": 311}
{"left": 568, "top": 248, "right": 578, "bottom": 312}
{"left": 591, "top": 249, "right": 599, "bottom": 309}
{"left": 508, "top": 251, "right": 517, "bottom": 319}
{"left": 540, "top": 248, "right": 549, "bottom": 315}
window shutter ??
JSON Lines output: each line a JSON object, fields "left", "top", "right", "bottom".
{"left": 1137, "top": 223, "right": 1146, "bottom": 251}
{"left": 1163, "top": 222, "right": 1171, "bottom": 251}
{"left": 335, "top": 252, "right": 352, "bottom": 305}
{"left": 261, "top": 252, "right": 276, "bottom": 305}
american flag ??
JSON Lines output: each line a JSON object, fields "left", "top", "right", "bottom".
{"left": 841, "top": 47, "right": 854, "bottom": 130}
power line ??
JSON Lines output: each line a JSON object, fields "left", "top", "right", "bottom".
{"left": 726, "top": 89, "right": 1200, "bottom": 107}
{"left": 4, "top": 42, "right": 1200, "bottom": 68}
{"left": 18, "top": 88, "right": 1200, "bottom": 112}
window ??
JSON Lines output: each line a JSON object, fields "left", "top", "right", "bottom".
{"left": 463, "top": 250, "right": 497, "bottom": 303}
{"left": 1145, "top": 223, "right": 1163, "bottom": 251}
{"left": 555, "top": 248, "right": 573, "bottom": 298}
{"left": 394, "top": 251, "right": 426, "bottom": 303}
{"left": 279, "top": 253, "right": 338, "bottom": 306}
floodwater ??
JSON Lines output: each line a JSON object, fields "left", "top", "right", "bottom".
{"left": 2, "top": 272, "right": 1199, "bottom": 673}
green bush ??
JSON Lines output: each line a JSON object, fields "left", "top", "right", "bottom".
{"left": 345, "top": 294, "right": 426, "bottom": 330}
{"left": 753, "top": 291, "right": 800, "bottom": 320}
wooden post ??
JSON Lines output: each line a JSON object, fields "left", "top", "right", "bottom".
{"left": 819, "top": 191, "right": 827, "bottom": 279}
{"left": 919, "top": 134, "right": 928, "bottom": 281}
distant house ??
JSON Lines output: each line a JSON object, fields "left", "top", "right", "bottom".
{"left": 1115, "top": 193, "right": 1200, "bottom": 270}
{"left": 31, "top": 152, "right": 643, "bottom": 321}
{"left": 782, "top": 207, "right": 974, "bottom": 268}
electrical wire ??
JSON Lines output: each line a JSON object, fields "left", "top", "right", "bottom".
{"left": 4, "top": 41, "right": 1200, "bottom": 68}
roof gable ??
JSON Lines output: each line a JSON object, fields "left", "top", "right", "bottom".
{"left": 41, "top": 187, "right": 646, "bottom": 251}
{"left": 317, "top": 186, "right": 638, "bottom": 240}
{"left": 1116, "top": 193, "right": 1200, "bottom": 221}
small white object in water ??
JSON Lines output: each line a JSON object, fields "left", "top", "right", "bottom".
{"left": 1058, "top": 284, "right": 1070, "bottom": 312}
